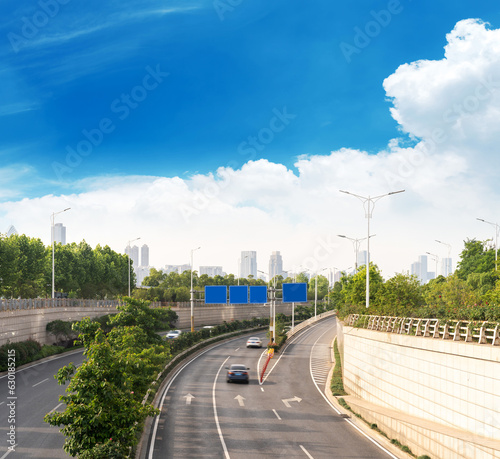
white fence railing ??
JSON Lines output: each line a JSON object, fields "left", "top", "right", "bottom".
{"left": 345, "top": 314, "right": 500, "bottom": 346}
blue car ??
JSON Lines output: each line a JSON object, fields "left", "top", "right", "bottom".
{"left": 226, "top": 364, "right": 250, "bottom": 383}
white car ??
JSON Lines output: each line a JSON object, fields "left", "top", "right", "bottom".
{"left": 165, "top": 330, "right": 182, "bottom": 339}
{"left": 246, "top": 337, "right": 262, "bottom": 348}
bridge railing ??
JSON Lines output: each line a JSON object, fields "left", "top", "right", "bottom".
{"left": 0, "top": 298, "right": 161, "bottom": 311}
{"left": 345, "top": 314, "right": 500, "bottom": 346}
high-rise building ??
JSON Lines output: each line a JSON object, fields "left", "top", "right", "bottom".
{"left": 141, "top": 244, "right": 149, "bottom": 267}
{"left": 269, "top": 251, "right": 284, "bottom": 278}
{"left": 441, "top": 257, "right": 453, "bottom": 277}
{"left": 6, "top": 225, "right": 17, "bottom": 237}
{"left": 200, "top": 266, "right": 223, "bottom": 277}
{"left": 357, "top": 250, "right": 368, "bottom": 269}
{"left": 125, "top": 245, "right": 140, "bottom": 268}
{"left": 239, "top": 251, "right": 257, "bottom": 279}
{"left": 411, "top": 255, "right": 430, "bottom": 284}
{"left": 53, "top": 223, "right": 66, "bottom": 245}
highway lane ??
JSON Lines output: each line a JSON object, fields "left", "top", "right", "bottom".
{"left": 147, "top": 318, "right": 398, "bottom": 459}
{"left": 0, "top": 349, "right": 85, "bottom": 458}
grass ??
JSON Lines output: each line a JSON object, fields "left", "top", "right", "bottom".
{"left": 330, "top": 338, "right": 347, "bottom": 396}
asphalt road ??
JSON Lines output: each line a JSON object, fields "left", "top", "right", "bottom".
{"left": 0, "top": 348, "right": 85, "bottom": 458}
{"left": 146, "top": 317, "right": 398, "bottom": 459}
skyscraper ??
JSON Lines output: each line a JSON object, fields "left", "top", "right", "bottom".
{"left": 411, "top": 255, "right": 429, "bottom": 284}
{"left": 357, "top": 250, "right": 368, "bottom": 269}
{"left": 200, "top": 266, "right": 224, "bottom": 277}
{"left": 269, "top": 251, "right": 283, "bottom": 278}
{"left": 6, "top": 225, "right": 17, "bottom": 237}
{"left": 125, "top": 245, "right": 140, "bottom": 268}
{"left": 441, "top": 257, "right": 453, "bottom": 276}
{"left": 141, "top": 244, "right": 149, "bottom": 267}
{"left": 239, "top": 251, "right": 257, "bottom": 279}
{"left": 53, "top": 223, "right": 66, "bottom": 245}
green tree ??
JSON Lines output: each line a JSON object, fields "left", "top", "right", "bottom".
{"left": 307, "top": 274, "right": 329, "bottom": 300}
{"left": 44, "top": 331, "right": 158, "bottom": 457}
{"left": 456, "top": 239, "right": 496, "bottom": 279}
{"left": 142, "top": 267, "right": 167, "bottom": 287}
{"left": 378, "top": 273, "right": 424, "bottom": 316}
{"left": 0, "top": 234, "right": 21, "bottom": 297}
{"left": 423, "top": 274, "right": 481, "bottom": 319}
{"left": 11, "top": 234, "right": 48, "bottom": 298}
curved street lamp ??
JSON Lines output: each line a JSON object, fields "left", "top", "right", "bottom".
{"left": 337, "top": 234, "right": 375, "bottom": 271}
{"left": 477, "top": 218, "right": 499, "bottom": 270}
{"left": 340, "top": 189, "right": 405, "bottom": 308}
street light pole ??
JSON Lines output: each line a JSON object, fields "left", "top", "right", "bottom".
{"left": 426, "top": 252, "right": 439, "bottom": 280}
{"left": 51, "top": 207, "right": 71, "bottom": 299}
{"left": 340, "top": 189, "right": 404, "bottom": 308}
{"left": 127, "top": 237, "right": 140, "bottom": 296}
{"left": 190, "top": 246, "right": 201, "bottom": 332}
{"left": 337, "top": 234, "right": 375, "bottom": 271}
{"left": 477, "top": 218, "right": 499, "bottom": 270}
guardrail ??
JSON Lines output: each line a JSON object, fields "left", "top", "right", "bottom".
{"left": 287, "top": 310, "right": 336, "bottom": 338}
{"left": 0, "top": 298, "right": 160, "bottom": 311}
{"left": 345, "top": 314, "right": 500, "bottom": 346}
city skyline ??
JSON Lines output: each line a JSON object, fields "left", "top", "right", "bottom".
{"left": 1, "top": 3, "right": 500, "bottom": 281}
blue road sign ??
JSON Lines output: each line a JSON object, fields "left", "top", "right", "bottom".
{"left": 229, "top": 285, "right": 248, "bottom": 304}
{"left": 249, "top": 285, "right": 268, "bottom": 304}
{"left": 205, "top": 285, "right": 227, "bottom": 304}
{"left": 282, "top": 283, "right": 307, "bottom": 303}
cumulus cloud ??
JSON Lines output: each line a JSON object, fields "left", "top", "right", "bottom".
{"left": 1, "top": 19, "right": 499, "bottom": 278}
{"left": 383, "top": 19, "right": 500, "bottom": 166}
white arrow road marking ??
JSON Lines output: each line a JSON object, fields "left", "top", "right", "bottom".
{"left": 282, "top": 396, "right": 302, "bottom": 408}
{"left": 184, "top": 393, "right": 195, "bottom": 405}
{"left": 234, "top": 395, "right": 246, "bottom": 406}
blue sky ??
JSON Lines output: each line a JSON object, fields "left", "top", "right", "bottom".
{"left": 1, "top": 1, "right": 500, "bottom": 277}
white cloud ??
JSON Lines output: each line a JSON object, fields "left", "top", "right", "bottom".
{"left": 383, "top": 19, "right": 500, "bottom": 168}
{"left": 1, "top": 19, "right": 499, "bottom": 280}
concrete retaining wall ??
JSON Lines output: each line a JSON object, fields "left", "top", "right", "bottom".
{"left": 338, "top": 323, "right": 500, "bottom": 459}
{"left": 0, "top": 307, "right": 119, "bottom": 346}
{"left": 0, "top": 302, "right": 299, "bottom": 347}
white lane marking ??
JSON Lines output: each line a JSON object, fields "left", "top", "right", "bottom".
{"left": 213, "top": 356, "right": 232, "bottom": 459}
{"left": 272, "top": 409, "right": 281, "bottom": 420}
{"left": 260, "top": 387, "right": 264, "bottom": 392}
{"left": 0, "top": 348, "right": 84, "bottom": 379}
{"left": 309, "top": 324, "right": 400, "bottom": 459}
{"left": 0, "top": 444, "right": 18, "bottom": 459}
{"left": 148, "top": 339, "right": 238, "bottom": 459}
{"left": 300, "top": 445, "right": 314, "bottom": 458}
{"left": 259, "top": 329, "right": 310, "bottom": 384}
{"left": 0, "top": 401, "right": 4, "bottom": 406}
{"left": 234, "top": 347, "right": 240, "bottom": 351}
{"left": 184, "top": 393, "right": 195, "bottom": 405}
{"left": 32, "top": 378, "right": 49, "bottom": 387}
{"left": 234, "top": 395, "right": 245, "bottom": 407}
{"left": 48, "top": 402, "right": 63, "bottom": 414}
